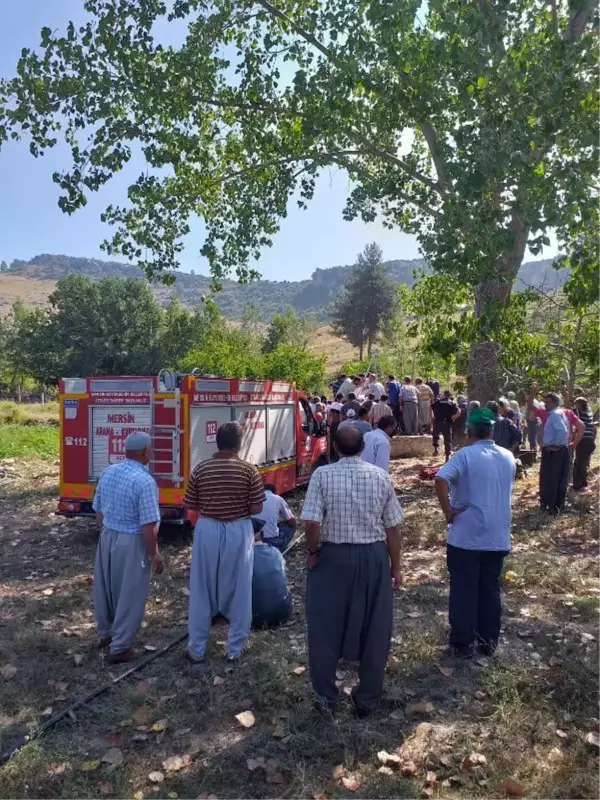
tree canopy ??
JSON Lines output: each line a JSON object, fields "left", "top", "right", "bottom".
{"left": 0, "top": 276, "right": 326, "bottom": 393}
{"left": 1, "top": 0, "right": 597, "bottom": 397}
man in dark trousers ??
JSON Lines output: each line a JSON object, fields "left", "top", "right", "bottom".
{"left": 432, "top": 390, "right": 460, "bottom": 461}
{"left": 527, "top": 390, "right": 583, "bottom": 513}
{"left": 301, "top": 426, "right": 404, "bottom": 717}
{"left": 435, "top": 407, "right": 516, "bottom": 658}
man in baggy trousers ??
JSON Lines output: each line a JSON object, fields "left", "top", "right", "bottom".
{"left": 435, "top": 408, "right": 516, "bottom": 658}
{"left": 92, "top": 431, "right": 164, "bottom": 664}
{"left": 301, "top": 426, "right": 404, "bottom": 717}
{"left": 184, "top": 422, "right": 265, "bottom": 662}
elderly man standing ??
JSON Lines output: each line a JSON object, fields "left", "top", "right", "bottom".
{"left": 301, "top": 426, "right": 404, "bottom": 717}
{"left": 362, "top": 416, "right": 397, "bottom": 473}
{"left": 184, "top": 422, "right": 265, "bottom": 662}
{"left": 527, "top": 388, "right": 583, "bottom": 514}
{"left": 92, "top": 431, "right": 163, "bottom": 664}
{"left": 435, "top": 408, "right": 516, "bottom": 658}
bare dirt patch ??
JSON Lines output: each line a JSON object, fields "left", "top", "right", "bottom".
{"left": 0, "top": 454, "right": 598, "bottom": 799}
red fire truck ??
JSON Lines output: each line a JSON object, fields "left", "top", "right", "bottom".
{"left": 57, "top": 372, "right": 329, "bottom": 523}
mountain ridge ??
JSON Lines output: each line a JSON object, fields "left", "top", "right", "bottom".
{"left": 2, "top": 253, "right": 568, "bottom": 321}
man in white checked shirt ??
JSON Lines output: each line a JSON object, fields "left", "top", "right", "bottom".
{"left": 301, "top": 425, "right": 404, "bottom": 717}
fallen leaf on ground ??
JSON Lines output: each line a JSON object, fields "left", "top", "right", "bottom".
{"left": 144, "top": 645, "right": 158, "bottom": 652}
{"left": 407, "top": 701, "right": 435, "bottom": 715}
{"left": 292, "top": 666, "right": 306, "bottom": 675}
{"left": 212, "top": 676, "right": 225, "bottom": 686}
{"left": 425, "top": 771, "right": 437, "bottom": 784}
{"left": 402, "top": 760, "right": 418, "bottom": 776}
{"left": 437, "top": 665, "right": 453, "bottom": 678}
{"left": 247, "top": 757, "right": 267, "bottom": 771}
{"left": 133, "top": 792, "right": 144, "bottom": 800}
{"left": 332, "top": 765, "right": 347, "bottom": 780}
{"left": 461, "top": 752, "right": 487, "bottom": 772}
{"left": 132, "top": 734, "right": 149, "bottom": 742}
{"left": 136, "top": 679, "right": 151, "bottom": 694}
{"left": 41, "top": 706, "right": 53, "bottom": 717}
{"left": 474, "top": 690, "right": 487, "bottom": 700}
{"left": 272, "top": 723, "right": 286, "bottom": 739}
{"left": 174, "top": 727, "right": 192, "bottom": 737}
{"left": 48, "top": 763, "right": 69, "bottom": 775}
{"left": 378, "top": 766, "right": 394, "bottom": 776}
{"left": 439, "top": 754, "right": 454, "bottom": 768}
{"left": 313, "top": 794, "right": 328, "bottom": 799}
{"left": 500, "top": 778, "right": 526, "bottom": 797}
{"left": 42, "top": 588, "right": 54, "bottom": 596}
{"left": 585, "top": 731, "right": 600, "bottom": 749}
{"left": 235, "top": 710, "right": 256, "bottom": 728}
{"left": 101, "top": 748, "right": 124, "bottom": 768}
{"left": 555, "top": 729, "right": 567, "bottom": 739}
{"left": 80, "top": 760, "right": 101, "bottom": 772}
{"left": 148, "top": 771, "right": 165, "bottom": 783}
{"left": 421, "top": 788, "right": 434, "bottom": 798}
{"left": 549, "top": 656, "right": 563, "bottom": 667}
{"left": 168, "top": 793, "right": 178, "bottom": 799}
{"left": 132, "top": 706, "right": 153, "bottom": 726}
{"left": 97, "top": 781, "right": 113, "bottom": 795}
{"left": 151, "top": 719, "right": 168, "bottom": 733}
{"left": 163, "top": 755, "right": 189, "bottom": 772}
{"left": 377, "top": 751, "right": 402, "bottom": 769}
{"left": 504, "top": 571, "right": 518, "bottom": 582}
{"left": 54, "top": 681, "right": 68, "bottom": 692}
{"left": 341, "top": 776, "right": 360, "bottom": 792}
{"left": 0, "top": 664, "right": 17, "bottom": 679}
{"left": 73, "top": 654, "right": 84, "bottom": 666}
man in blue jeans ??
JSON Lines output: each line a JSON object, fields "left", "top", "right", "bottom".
{"left": 434, "top": 407, "right": 516, "bottom": 658}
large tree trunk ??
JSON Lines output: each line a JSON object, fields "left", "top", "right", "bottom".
{"left": 468, "top": 212, "right": 529, "bottom": 402}
{"left": 359, "top": 341, "right": 364, "bottom": 360}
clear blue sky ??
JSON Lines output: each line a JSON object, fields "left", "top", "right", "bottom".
{"left": 0, "top": 0, "right": 419, "bottom": 280}
{"left": 0, "top": 2, "right": 555, "bottom": 281}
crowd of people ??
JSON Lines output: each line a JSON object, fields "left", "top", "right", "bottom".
{"left": 89, "top": 377, "right": 596, "bottom": 717}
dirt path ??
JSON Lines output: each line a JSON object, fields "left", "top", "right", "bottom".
{"left": 0, "top": 455, "right": 598, "bottom": 799}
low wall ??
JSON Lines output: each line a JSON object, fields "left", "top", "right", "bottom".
{"left": 390, "top": 435, "right": 433, "bottom": 459}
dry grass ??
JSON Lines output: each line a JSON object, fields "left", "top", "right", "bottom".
{"left": 310, "top": 327, "right": 358, "bottom": 373}
{"left": 0, "top": 275, "right": 56, "bottom": 316}
{"left": 0, "top": 454, "right": 598, "bottom": 799}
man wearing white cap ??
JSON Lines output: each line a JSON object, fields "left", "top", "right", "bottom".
{"left": 92, "top": 431, "right": 163, "bottom": 663}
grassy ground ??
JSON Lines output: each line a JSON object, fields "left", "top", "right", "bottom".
{"left": 0, "top": 425, "right": 59, "bottom": 460}
{"left": 0, "top": 453, "right": 598, "bottom": 800}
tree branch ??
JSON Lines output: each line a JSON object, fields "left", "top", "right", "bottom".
{"left": 253, "top": 0, "right": 331, "bottom": 59}
{"left": 565, "top": 0, "right": 596, "bottom": 40}
{"left": 253, "top": 0, "right": 453, "bottom": 195}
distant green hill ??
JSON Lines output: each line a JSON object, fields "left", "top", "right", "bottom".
{"left": 5, "top": 253, "right": 568, "bottom": 322}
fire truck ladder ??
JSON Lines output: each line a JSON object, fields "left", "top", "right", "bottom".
{"left": 150, "top": 387, "right": 182, "bottom": 487}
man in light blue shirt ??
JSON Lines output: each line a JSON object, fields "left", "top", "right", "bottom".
{"left": 92, "top": 431, "right": 163, "bottom": 663}
{"left": 362, "top": 416, "right": 396, "bottom": 472}
{"left": 435, "top": 407, "right": 516, "bottom": 659}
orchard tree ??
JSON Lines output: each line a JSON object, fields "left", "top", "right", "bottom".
{"left": 332, "top": 243, "right": 397, "bottom": 359}
{"left": 263, "top": 309, "right": 314, "bottom": 353}
{"left": 1, "top": 0, "right": 597, "bottom": 398}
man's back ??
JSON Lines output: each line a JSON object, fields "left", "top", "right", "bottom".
{"left": 494, "top": 416, "right": 522, "bottom": 451}
{"left": 433, "top": 398, "right": 457, "bottom": 423}
{"left": 252, "top": 544, "right": 291, "bottom": 620}
{"left": 436, "top": 441, "right": 515, "bottom": 550}
{"left": 184, "top": 455, "right": 265, "bottom": 521}
{"left": 362, "top": 428, "right": 391, "bottom": 472}
{"left": 302, "top": 457, "right": 403, "bottom": 543}
{"left": 94, "top": 459, "right": 158, "bottom": 534}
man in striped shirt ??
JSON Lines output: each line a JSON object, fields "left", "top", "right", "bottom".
{"left": 572, "top": 396, "right": 597, "bottom": 491}
{"left": 184, "top": 422, "right": 265, "bottom": 662}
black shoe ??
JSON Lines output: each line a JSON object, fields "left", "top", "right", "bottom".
{"left": 451, "top": 644, "right": 474, "bottom": 659}
{"left": 350, "top": 687, "right": 373, "bottom": 719}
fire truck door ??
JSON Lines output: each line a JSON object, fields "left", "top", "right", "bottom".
{"left": 189, "top": 406, "right": 232, "bottom": 470}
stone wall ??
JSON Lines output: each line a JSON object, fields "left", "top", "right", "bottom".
{"left": 390, "top": 435, "right": 433, "bottom": 459}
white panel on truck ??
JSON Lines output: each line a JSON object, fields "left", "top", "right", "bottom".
{"left": 91, "top": 406, "right": 152, "bottom": 480}
{"left": 232, "top": 405, "right": 267, "bottom": 466}
{"left": 189, "top": 406, "right": 233, "bottom": 469}
{"left": 266, "top": 405, "right": 295, "bottom": 462}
